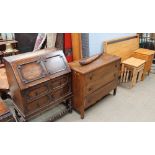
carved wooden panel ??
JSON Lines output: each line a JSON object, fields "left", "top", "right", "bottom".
{"left": 17, "top": 60, "right": 47, "bottom": 84}
{"left": 44, "top": 55, "right": 67, "bottom": 75}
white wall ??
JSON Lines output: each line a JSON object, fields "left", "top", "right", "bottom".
{"left": 89, "top": 33, "right": 136, "bottom": 56}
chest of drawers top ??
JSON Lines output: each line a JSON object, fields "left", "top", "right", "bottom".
{"left": 69, "top": 53, "right": 121, "bottom": 74}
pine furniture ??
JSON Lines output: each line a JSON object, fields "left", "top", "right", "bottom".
{"left": 133, "top": 48, "right": 154, "bottom": 79}
{"left": 104, "top": 35, "right": 155, "bottom": 86}
{"left": 120, "top": 57, "right": 145, "bottom": 88}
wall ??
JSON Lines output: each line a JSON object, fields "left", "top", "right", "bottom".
{"left": 81, "top": 33, "right": 89, "bottom": 57}
{"left": 88, "top": 33, "right": 136, "bottom": 56}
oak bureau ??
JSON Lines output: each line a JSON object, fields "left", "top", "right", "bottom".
{"left": 4, "top": 48, "right": 72, "bottom": 121}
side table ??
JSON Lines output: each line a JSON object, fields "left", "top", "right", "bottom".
{"left": 120, "top": 57, "right": 146, "bottom": 88}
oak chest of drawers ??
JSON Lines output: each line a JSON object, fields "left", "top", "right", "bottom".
{"left": 69, "top": 53, "right": 121, "bottom": 119}
{"left": 4, "top": 48, "right": 72, "bottom": 121}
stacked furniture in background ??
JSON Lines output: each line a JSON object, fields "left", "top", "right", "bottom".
{"left": 104, "top": 35, "right": 155, "bottom": 88}
{"left": 0, "top": 40, "right": 19, "bottom": 65}
{"left": 4, "top": 48, "right": 72, "bottom": 121}
{"left": 69, "top": 53, "right": 121, "bottom": 119}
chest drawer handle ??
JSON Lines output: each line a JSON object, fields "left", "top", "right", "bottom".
{"left": 89, "top": 73, "right": 93, "bottom": 80}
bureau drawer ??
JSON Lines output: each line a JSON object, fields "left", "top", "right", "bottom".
{"left": 85, "top": 62, "right": 119, "bottom": 95}
{"left": 51, "top": 75, "right": 69, "bottom": 90}
{"left": 23, "top": 82, "right": 49, "bottom": 102}
{"left": 26, "top": 95, "right": 51, "bottom": 114}
{"left": 84, "top": 80, "right": 117, "bottom": 109}
{"left": 51, "top": 84, "right": 71, "bottom": 101}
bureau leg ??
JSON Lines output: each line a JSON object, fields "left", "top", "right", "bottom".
{"left": 14, "top": 108, "right": 21, "bottom": 122}
{"left": 66, "top": 98, "right": 72, "bottom": 113}
{"left": 68, "top": 98, "right": 72, "bottom": 113}
{"left": 113, "top": 88, "right": 117, "bottom": 96}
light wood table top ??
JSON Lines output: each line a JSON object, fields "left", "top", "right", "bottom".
{"left": 122, "top": 57, "right": 146, "bottom": 68}
{"left": 135, "top": 48, "right": 155, "bottom": 55}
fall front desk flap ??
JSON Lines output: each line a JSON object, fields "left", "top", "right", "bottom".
{"left": 4, "top": 48, "right": 71, "bottom": 90}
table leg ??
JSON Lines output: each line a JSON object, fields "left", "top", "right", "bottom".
{"left": 138, "top": 70, "right": 143, "bottom": 81}
{"left": 113, "top": 88, "right": 117, "bottom": 96}
{"left": 131, "top": 68, "right": 137, "bottom": 88}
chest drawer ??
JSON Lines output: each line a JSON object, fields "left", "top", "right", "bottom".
{"left": 26, "top": 94, "right": 51, "bottom": 114}
{"left": 85, "top": 72, "right": 117, "bottom": 95}
{"left": 85, "top": 62, "right": 119, "bottom": 95}
{"left": 23, "top": 82, "right": 50, "bottom": 102}
{"left": 85, "top": 61, "right": 119, "bottom": 82}
{"left": 84, "top": 80, "right": 117, "bottom": 109}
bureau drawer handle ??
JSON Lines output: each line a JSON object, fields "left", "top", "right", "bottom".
{"left": 88, "top": 87, "right": 92, "bottom": 91}
{"left": 36, "top": 102, "right": 40, "bottom": 108}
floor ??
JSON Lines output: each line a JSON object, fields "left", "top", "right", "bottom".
{"left": 57, "top": 73, "right": 155, "bottom": 122}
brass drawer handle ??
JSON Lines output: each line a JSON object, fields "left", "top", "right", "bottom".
{"left": 89, "top": 73, "right": 93, "bottom": 80}
{"left": 88, "top": 87, "right": 92, "bottom": 91}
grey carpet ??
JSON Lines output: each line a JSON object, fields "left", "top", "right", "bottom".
{"left": 57, "top": 73, "right": 155, "bottom": 122}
